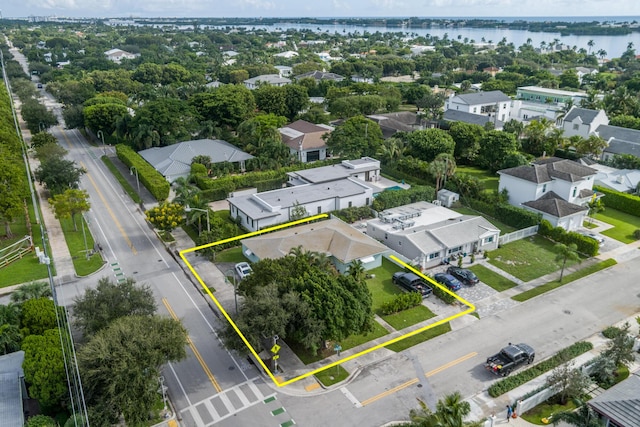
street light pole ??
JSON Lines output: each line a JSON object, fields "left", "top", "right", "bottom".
{"left": 225, "top": 269, "right": 238, "bottom": 314}
{"left": 81, "top": 213, "right": 89, "bottom": 260}
{"left": 129, "top": 166, "right": 140, "bottom": 193}
{"left": 97, "top": 130, "right": 105, "bottom": 155}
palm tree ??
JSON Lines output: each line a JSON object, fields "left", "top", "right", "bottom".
{"left": 597, "top": 49, "right": 607, "bottom": 61}
{"left": 587, "top": 39, "right": 595, "bottom": 55}
{"left": 0, "top": 323, "right": 22, "bottom": 355}
{"left": 552, "top": 399, "right": 604, "bottom": 427}
{"left": 554, "top": 243, "right": 580, "bottom": 282}
{"left": 347, "top": 260, "right": 366, "bottom": 283}
{"left": 435, "top": 391, "right": 471, "bottom": 427}
{"left": 0, "top": 302, "right": 21, "bottom": 325}
{"left": 10, "top": 281, "right": 51, "bottom": 303}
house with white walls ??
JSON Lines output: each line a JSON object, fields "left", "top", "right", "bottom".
{"left": 444, "top": 90, "right": 512, "bottom": 123}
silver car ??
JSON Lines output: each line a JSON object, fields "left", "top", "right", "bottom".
{"left": 582, "top": 232, "right": 605, "bottom": 246}
{"left": 235, "top": 262, "right": 253, "bottom": 279}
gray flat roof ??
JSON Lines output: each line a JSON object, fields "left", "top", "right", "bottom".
{"left": 0, "top": 351, "right": 24, "bottom": 427}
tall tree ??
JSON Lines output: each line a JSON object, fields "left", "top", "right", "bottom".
{"left": 602, "top": 322, "right": 636, "bottom": 367}
{"left": 35, "top": 157, "right": 86, "bottom": 195}
{"left": 78, "top": 315, "right": 188, "bottom": 425}
{"left": 545, "top": 357, "right": 592, "bottom": 405}
{"left": 190, "top": 84, "right": 256, "bottom": 129}
{"left": 477, "top": 130, "right": 521, "bottom": 172}
{"left": 405, "top": 128, "right": 456, "bottom": 162}
{"left": 325, "top": 115, "right": 383, "bottom": 159}
{"left": 49, "top": 188, "right": 90, "bottom": 232}
{"left": 72, "top": 277, "right": 157, "bottom": 336}
{"left": 449, "top": 122, "right": 484, "bottom": 163}
{"left": 0, "top": 156, "right": 28, "bottom": 237}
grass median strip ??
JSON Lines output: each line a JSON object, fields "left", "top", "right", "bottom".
{"left": 59, "top": 216, "right": 104, "bottom": 276}
{"left": 512, "top": 259, "right": 617, "bottom": 302}
{"left": 314, "top": 365, "right": 349, "bottom": 387}
{"left": 386, "top": 322, "right": 451, "bottom": 353}
{"left": 102, "top": 156, "right": 142, "bottom": 204}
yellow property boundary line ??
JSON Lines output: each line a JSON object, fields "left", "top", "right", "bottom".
{"left": 179, "top": 214, "right": 476, "bottom": 387}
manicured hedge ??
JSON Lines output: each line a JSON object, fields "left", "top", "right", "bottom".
{"left": 332, "top": 206, "right": 374, "bottom": 223}
{"left": 487, "top": 341, "right": 593, "bottom": 397}
{"left": 371, "top": 185, "right": 436, "bottom": 211}
{"left": 467, "top": 199, "right": 539, "bottom": 229}
{"left": 115, "top": 144, "right": 170, "bottom": 201}
{"left": 380, "top": 292, "right": 422, "bottom": 315}
{"left": 595, "top": 185, "right": 640, "bottom": 216}
{"left": 538, "top": 220, "right": 599, "bottom": 256}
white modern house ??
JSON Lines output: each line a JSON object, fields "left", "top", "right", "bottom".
{"left": 104, "top": 48, "right": 137, "bottom": 63}
{"left": 366, "top": 201, "right": 500, "bottom": 270}
{"left": 498, "top": 157, "right": 599, "bottom": 230}
{"left": 228, "top": 178, "right": 374, "bottom": 232}
{"left": 561, "top": 107, "right": 610, "bottom": 138}
{"left": 244, "top": 74, "right": 291, "bottom": 90}
{"left": 286, "top": 157, "right": 381, "bottom": 186}
{"left": 240, "top": 218, "right": 388, "bottom": 273}
{"left": 444, "top": 90, "right": 512, "bottom": 123}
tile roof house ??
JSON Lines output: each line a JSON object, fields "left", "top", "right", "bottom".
{"left": 366, "top": 201, "right": 500, "bottom": 269}
{"left": 244, "top": 74, "right": 291, "bottom": 90}
{"left": 279, "top": 120, "right": 333, "bottom": 163}
{"left": 138, "top": 139, "right": 253, "bottom": 183}
{"left": 588, "top": 372, "right": 640, "bottom": 427}
{"left": 366, "top": 112, "right": 425, "bottom": 138}
{"left": 293, "top": 70, "right": 345, "bottom": 82}
{"left": 561, "top": 107, "right": 609, "bottom": 139}
{"left": 444, "top": 90, "right": 512, "bottom": 123}
{"left": 498, "top": 157, "right": 598, "bottom": 230}
{"left": 241, "top": 218, "right": 387, "bottom": 273}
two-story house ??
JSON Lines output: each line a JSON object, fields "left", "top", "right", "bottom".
{"left": 561, "top": 107, "right": 609, "bottom": 139}
{"left": 498, "top": 157, "right": 599, "bottom": 230}
{"left": 278, "top": 120, "right": 333, "bottom": 163}
{"left": 444, "top": 90, "right": 512, "bottom": 123}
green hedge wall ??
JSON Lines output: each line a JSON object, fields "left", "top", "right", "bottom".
{"left": 467, "top": 199, "right": 539, "bottom": 229}
{"left": 538, "top": 220, "right": 599, "bottom": 256}
{"left": 115, "top": 144, "right": 170, "bottom": 202}
{"left": 380, "top": 292, "right": 423, "bottom": 315}
{"left": 595, "top": 186, "right": 640, "bottom": 216}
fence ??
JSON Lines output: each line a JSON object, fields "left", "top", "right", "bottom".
{"left": 0, "top": 235, "right": 33, "bottom": 268}
{"left": 498, "top": 225, "right": 539, "bottom": 246}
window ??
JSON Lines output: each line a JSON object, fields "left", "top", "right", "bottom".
{"left": 348, "top": 201, "right": 353, "bottom": 208}
{"left": 483, "top": 236, "right": 494, "bottom": 245}
{"left": 448, "top": 246, "right": 462, "bottom": 254}
{"left": 384, "top": 233, "right": 388, "bottom": 240}
{"left": 473, "top": 107, "right": 477, "bottom": 113}
{"left": 573, "top": 124, "right": 579, "bottom": 130}
{"left": 542, "top": 183, "right": 547, "bottom": 193}
{"left": 317, "top": 206, "right": 322, "bottom": 214}
{"left": 572, "top": 187, "right": 577, "bottom": 197}
{"left": 366, "top": 197, "right": 370, "bottom": 205}
{"left": 428, "top": 252, "right": 440, "bottom": 260}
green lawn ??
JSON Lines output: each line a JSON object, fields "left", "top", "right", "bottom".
{"left": 102, "top": 156, "right": 142, "bottom": 204}
{"left": 382, "top": 305, "right": 436, "bottom": 330}
{"left": 451, "top": 206, "right": 517, "bottom": 234}
{"left": 469, "top": 264, "right": 518, "bottom": 291}
{"left": 521, "top": 397, "right": 578, "bottom": 425}
{"left": 365, "top": 257, "right": 405, "bottom": 312}
{"left": 315, "top": 365, "right": 349, "bottom": 387}
{"left": 386, "top": 322, "right": 451, "bottom": 353}
{"left": 0, "top": 203, "right": 52, "bottom": 287}
{"left": 487, "top": 235, "right": 582, "bottom": 282}
{"left": 595, "top": 208, "right": 640, "bottom": 243}
{"left": 455, "top": 166, "right": 499, "bottom": 192}
{"left": 512, "top": 259, "right": 617, "bottom": 302}
{"left": 340, "top": 321, "right": 389, "bottom": 351}
{"left": 214, "top": 246, "right": 247, "bottom": 263}
{"left": 59, "top": 217, "right": 104, "bottom": 276}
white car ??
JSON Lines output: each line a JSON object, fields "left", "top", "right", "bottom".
{"left": 582, "top": 232, "right": 605, "bottom": 246}
{"left": 235, "top": 262, "right": 253, "bottom": 279}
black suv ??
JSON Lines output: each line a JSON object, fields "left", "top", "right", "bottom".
{"left": 446, "top": 266, "right": 479, "bottom": 286}
{"left": 392, "top": 272, "right": 432, "bottom": 298}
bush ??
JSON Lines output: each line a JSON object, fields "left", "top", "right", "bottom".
{"left": 430, "top": 283, "right": 457, "bottom": 305}
{"left": 595, "top": 186, "right": 640, "bottom": 216}
{"left": 372, "top": 185, "right": 436, "bottom": 211}
{"left": 602, "top": 326, "right": 622, "bottom": 339}
{"left": 488, "top": 341, "right": 593, "bottom": 397}
{"left": 380, "top": 292, "right": 422, "bottom": 315}
{"left": 634, "top": 229, "right": 640, "bottom": 240}
{"left": 332, "top": 206, "right": 374, "bottom": 223}
{"left": 116, "top": 144, "right": 170, "bottom": 201}
{"left": 538, "top": 220, "right": 599, "bottom": 256}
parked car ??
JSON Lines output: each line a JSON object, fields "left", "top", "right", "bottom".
{"left": 433, "top": 273, "right": 462, "bottom": 291}
{"left": 446, "top": 266, "right": 479, "bottom": 286}
{"left": 485, "top": 343, "right": 535, "bottom": 377}
{"left": 235, "top": 262, "right": 253, "bottom": 279}
{"left": 37, "top": 83, "right": 43, "bottom": 89}
{"left": 580, "top": 232, "right": 605, "bottom": 246}
{"left": 392, "top": 272, "right": 432, "bottom": 298}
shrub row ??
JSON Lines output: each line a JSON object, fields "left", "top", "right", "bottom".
{"left": 381, "top": 165, "right": 431, "bottom": 186}
{"left": 468, "top": 198, "right": 540, "bottom": 230}
{"left": 594, "top": 185, "right": 640, "bottom": 216}
{"left": 115, "top": 144, "right": 170, "bottom": 201}
{"left": 430, "top": 282, "right": 457, "bottom": 305}
{"left": 380, "top": 292, "right": 422, "bottom": 315}
{"left": 372, "top": 185, "right": 436, "bottom": 211}
{"left": 487, "top": 341, "right": 594, "bottom": 397}
{"left": 332, "top": 206, "right": 375, "bottom": 224}
{"left": 538, "top": 220, "right": 599, "bottom": 256}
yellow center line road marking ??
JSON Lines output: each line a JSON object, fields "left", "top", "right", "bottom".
{"left": 162, "top": 298, "right": 222, "bottom": 393}
{"left": 360, "top": 352, "right": 478, "bottom": 407}
{"left": 80, "top": 161, "right": 137, "bottom": 255}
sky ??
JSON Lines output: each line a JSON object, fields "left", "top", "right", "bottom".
{"left": 2, "top": 0, "right": 640, "bottom": 19}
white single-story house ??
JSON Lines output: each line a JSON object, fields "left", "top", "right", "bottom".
{"left": 228, "top": 178, "right": 374, "bottom": 232}
{"left": 588, "top": 372, "right": 640, "bottom": 427}
{"left": 498, "top": 157, "right": 599, "bottom": 231}
{"left": 138, "top": 139, "right": 253, "bottom": 183}
{"left": 366, "top": 201, "right": 500, "bottom": 270}
{"left": 241, "top": 218, "right": 388, "bottom": 273}
{"left": 104, "top": 48, "right": 137, "bottom": 63}
{"left": 244, "top": 74, "right": 291, "bottom": 90}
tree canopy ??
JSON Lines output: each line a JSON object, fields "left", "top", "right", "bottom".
{"left": 325, "top": 115, "right": 383, "bottom": 159}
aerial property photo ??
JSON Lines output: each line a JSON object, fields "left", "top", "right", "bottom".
{"left": 1, "top": 4, "right": 640, "bottom": 427}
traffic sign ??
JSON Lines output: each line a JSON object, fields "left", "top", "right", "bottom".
{"left": 272, "top": 354, "right": 280, "bottom": 360}
{"left": 271, "top": 344, "right": 281, "bottom": 354}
